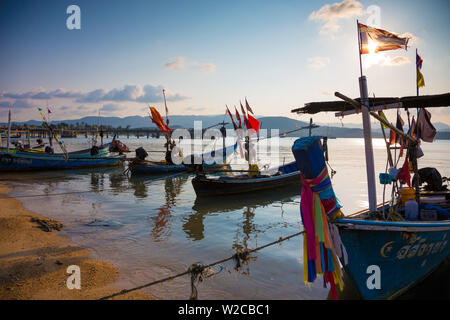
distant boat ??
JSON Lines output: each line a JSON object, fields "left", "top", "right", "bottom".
{"left": 129, "top": 143, "right": 237, "bottom": 175}
{"left": 192, "top": 161, "right": 301, "bottom": 197}
{"left": 0, "top": 143, "right": 123, "bottom": 171}
{"left": 0, "top": 143, "right": 112, "bottom": 158}
{"left": 0, "top": 152, "right": 123, "bottom": 171}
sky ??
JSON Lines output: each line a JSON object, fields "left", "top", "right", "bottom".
{"left": 1, "top": 0, "right": 449, "bottom": 125}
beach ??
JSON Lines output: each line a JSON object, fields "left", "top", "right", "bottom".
{"left": 0, "top": 183, "right": 151, "bottom": 300}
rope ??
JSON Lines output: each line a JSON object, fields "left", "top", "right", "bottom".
{"left": 98, "top": 230, "right": 305, "bottom": 300}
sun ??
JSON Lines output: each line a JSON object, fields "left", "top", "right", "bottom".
{"left": 365, "top": 38, "right": 380, "bottom": 66}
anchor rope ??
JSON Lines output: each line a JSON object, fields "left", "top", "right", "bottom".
{"left": 98, "top": 230, "right": 305, "bottom": 300}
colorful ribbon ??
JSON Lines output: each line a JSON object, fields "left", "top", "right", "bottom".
{"left": 300, "top": 167, "right": 346, "bottom": 299}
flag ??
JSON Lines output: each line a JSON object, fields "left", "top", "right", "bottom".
{"left": 47, "top": 107, "right": 52, "bottom": 114}
{"left": 397, "top": 156, "right": 411, "bottom": 188}
{"left": 358, "top": 23, "right": 409, "bottom": 54}
{"left": 225, "top": 105, "right": 238, "bottom": 130}
{"left": 240, "top": 102, "right": 250, "bottom": 129}
{"left": 416, "top": 52, "right": 425, "bottom": 88}
{"left": 245, "top": 98, "right": 254, "bottom": 114}
{"left": 149, "top": 106, "right": 171, "bottom": 134}
{"left": 377, "top": 111, "right": 389, "bottom": 130}
{"left": 247, "top": 114, "right": 260, "bottom": 134}
{"left": 234, "top": 106, "right": 242, "bottom": 129}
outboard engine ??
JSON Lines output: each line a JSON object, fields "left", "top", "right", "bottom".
{"left": 135, "top": 147, "right": 148, "bottom": 161}
{"left": 90, "top": 145, "right": 99, "bottom": 156}
{"left": 412, "top": 167, "right": 446, "bottom": 191}
{"left": 45, "top": 146, "right": 54, "bottom": 154}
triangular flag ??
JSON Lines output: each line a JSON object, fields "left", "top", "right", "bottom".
{"left": 245, "top": 98, "right": 254, "bottom": 114}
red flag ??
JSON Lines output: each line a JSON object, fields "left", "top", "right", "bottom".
{"left": 225, "top": 105, "right": 238, "bottom": 130}
{"left": 247, "top": 114, "right": 260, "bottom": 133}
{"left": 388, "top": 130, "right": 396, "bottom": 145}
{"left": 234, "top": 106, "right": 242, "bottom": 129}
{"left": 240, "top": 102, "right": 250, "bottom": 129}
{"left": 149, "top": 106, "right": 171, "bottom": 134}
{"left": 397, "top": 156, "right": 411, "bottom": 188}
{"left": 245, "top": 98, "right": 254, "bottom": 114}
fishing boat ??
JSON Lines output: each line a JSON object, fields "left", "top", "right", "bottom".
{"left": 0, "top": 150, "right": 124, "bottom": 171}
{"left": 192, "top": 161, "right": 301, "bottom": 197}
{"left": 0, "top": 142, "right": 112, "bottom": 158}
{"left": 128, "top": 142, "right": 238, "bottom": 175}
{"left": 291, "top": 135, "right": 449, "bottom": 300}
{"left": 287, "top": 22, "right": 450, "bottom": 300}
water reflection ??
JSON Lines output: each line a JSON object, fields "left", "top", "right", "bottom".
{"left": 146, "top": 174, "right": 189, "bottom": 242}
{"left": 184, "top": 185, "right": 301, "bottom": 242}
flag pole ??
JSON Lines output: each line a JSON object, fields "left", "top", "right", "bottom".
{"left": 7, "top": 109, "right": 11, "bottom": 152}
{"left": 357, "top": 19, "right": 377, "bottom": 213}
{"left": 357, "top": 20, "right": 364, "bottom": 77}
{"left": 416, "top": 48, "right": 419, "bottom": 97}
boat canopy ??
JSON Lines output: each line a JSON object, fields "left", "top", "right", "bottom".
{"left": 291, "top": 92, "right": 450, "bottom": 115}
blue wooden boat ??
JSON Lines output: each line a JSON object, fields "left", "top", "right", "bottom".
{"left": 292, "top": 135, "right": 450, "bottom": 300}
{"left": 334, "top": 209, "right": 450, "bottom": 299}
{"left": 192, "top": 161, "right": 301, "bottom": 197}
{"left": 129, "top": 143, "right": 238, "bottom": 175}
{"left": 0, "top": 150, "right": 123, "bottom": 171}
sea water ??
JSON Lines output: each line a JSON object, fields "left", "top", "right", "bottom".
{"left": 2, "top": 137, "right": 449, "bottom": 299}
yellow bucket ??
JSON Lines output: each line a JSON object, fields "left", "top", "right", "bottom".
{"left": 400, "top": 188, "right": 415, "bottom": 205}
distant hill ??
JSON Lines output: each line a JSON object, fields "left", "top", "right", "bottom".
{"left": 2, "top": 115, "right": 450, "bottom": 139}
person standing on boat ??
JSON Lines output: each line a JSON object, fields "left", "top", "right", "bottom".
{"left": 164, "top": 134, "right": 176, "bottom": 165}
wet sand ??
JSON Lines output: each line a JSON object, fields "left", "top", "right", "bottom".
{"left": 0, "top": 184, "right": 152, "bottom": 300}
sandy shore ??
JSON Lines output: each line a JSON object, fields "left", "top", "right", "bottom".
{"left": 0, "top": 184, "right": 152, "bottom": 300}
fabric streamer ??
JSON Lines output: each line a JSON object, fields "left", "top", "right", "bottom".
{"left": 292, "top": 136, "right": 347, "bottom": 300}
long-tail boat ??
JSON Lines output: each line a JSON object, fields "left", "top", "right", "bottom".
{"left": 0, "top": 149, "right": 123, "bottom": 171}
{"left": 129, "top": 142, "right": 238, "bottom": 174}
{"left": 192, "top": 161, "right": 301, "bottom": 197}
{"left": 291, "top": 93, "right": 450, "bottom": 300}
{"left": 287, "top": 21, "right": 450, "bottom": 300}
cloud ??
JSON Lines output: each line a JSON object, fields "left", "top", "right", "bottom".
{"left": 382, "top": 56, "right": 411, "bottom": 66}
{"left": 165, "top": 57, "right": 185, "bottom": 70}
{"left": 196, "top": 63, "right": 216, "bottom": 73}
{"left": 165, "top": 57, "right": 216, "bottom": 73}
{"left": 3, "top": 88, "right": 82, "bottom": 100}
{"left": 100, "top": 103, "right": 123, "bottom": 113}
{"left": 0, "top": 98, "right": 39, "bottom": 110}
{"left": 0, "top": 84, "right": 190, "bottom": 105}
{"left": 364, "top": 53, "right": 411, "bottom": 68}
{"left": 399, "top": 32, "right": 419, "bottom": 46}
{"left": 309, "top": 0, "right": 364, "bottom": 34}
{"left": 308, "top": 57, "right": 331, "bottom": 69}
{"left": 77, "top": 84, "right": 189, "bottom": 103}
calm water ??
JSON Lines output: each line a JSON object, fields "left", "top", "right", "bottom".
{"left": 2, "top": 137, "right": 449, "bottom": 299}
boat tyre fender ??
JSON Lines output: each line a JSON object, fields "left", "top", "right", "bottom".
{"left": 0, "top": 153, "right": 13, "bottom": 165}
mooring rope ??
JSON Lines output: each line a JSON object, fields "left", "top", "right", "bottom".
{"left": 98, "top": 230, "right": 305, "bottom": 300}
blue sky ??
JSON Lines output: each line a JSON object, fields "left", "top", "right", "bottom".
{"left": 1, "top": 0, "right": 449, "bottom": 125}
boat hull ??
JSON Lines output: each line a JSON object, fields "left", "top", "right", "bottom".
{"left": 335, "top": 218, "right": 450, "bottom": 299}
{"left": 0, "top": 143, "right": 112, "bottom": 158}
{"left": 0, "top": 152, "right": 123, "bottom": 171}
{"left": 192, "top": 171, "right": 301, "bottom": 197}
{"left": 129, "top": 161, "right": 187, "bottom": 174}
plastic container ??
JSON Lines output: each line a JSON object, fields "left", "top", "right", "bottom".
{"left": 405, "top": 199, "right": 419, "bottom": 220}
{"left": 400, "top": 188, "right": 415, "bottom": 205}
